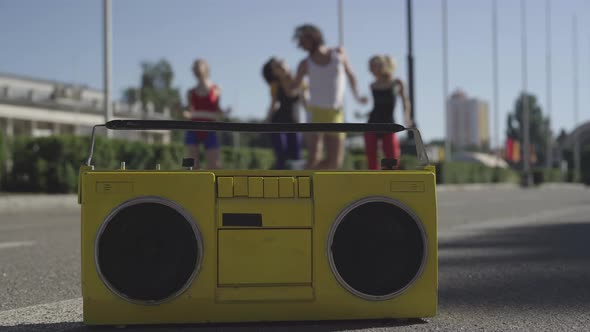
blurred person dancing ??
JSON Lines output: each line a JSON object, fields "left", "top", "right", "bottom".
{"left": 356, "top": 55, "right": 411, "bottom": 170}
{"left": 291, "top": 24, "right": 367, "bottom": 169}
{"left": 183, "top": 59, "right": 229, "bottom": 169}
{"left": 262, "top": 57, "right": 304, "bottom": 169}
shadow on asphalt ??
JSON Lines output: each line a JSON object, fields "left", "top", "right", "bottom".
{"left": 438, "top": 221, "right": 590, "bottom": 308}
{"left": 1, "top": 318, "right": 428, "bottom": 331}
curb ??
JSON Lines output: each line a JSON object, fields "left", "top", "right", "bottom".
{"left": 0, "top": 194, "right": 78, "bottom": 214}
{"left": 536, "top": 182, "right": 587, "bottom": 190}
{"left": 0, "top": 183, "right": 585, "bottom": 213}
{"left": 437, "top": 182, "right": 587, "bottom": 192}
{"left": 436, "top": 183, "right": 518, "bottom": 192}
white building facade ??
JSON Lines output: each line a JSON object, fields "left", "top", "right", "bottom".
{"left": 446, "top": 90, "right": 489, "bottom": 150}
{"left": 0, "top": 73, "right": 172, "bottom": 143}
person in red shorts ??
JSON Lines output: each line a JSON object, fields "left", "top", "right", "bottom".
{"left": 183, "top": 59, "right": 229, "bottom": 169}
{"left": 357, "top": 55, "right": 412, "bottom": 170}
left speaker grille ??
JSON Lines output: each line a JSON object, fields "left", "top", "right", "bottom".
{"left": 96, "top": 198, "right": 200, "bottom": 303}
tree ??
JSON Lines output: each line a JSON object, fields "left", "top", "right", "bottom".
{"left": 506, "top": 93, "right": 550, "bottom": 164}
{"left": 556, "top": 128, "right": 568, "bottom": 146}
{"left": 122, "top": 59, "right": 182, "bottom": 118}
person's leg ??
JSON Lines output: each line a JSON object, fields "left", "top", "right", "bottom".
{"left": 318, "top": 133, "right": 344, "bottom": 169}
{"left": 305, "top": 133, "right": 322, "bottom": 169}
{"left": 205, "top": 148, "right": 221, "bottom": 169}
{"left": 185, "top": 131, "right": 200, "bottom": 169}
{"left": 204, "top": 132, "right": 221, "bottom": 169}
{"left": 187, "top": 145, "right": 200, "bottom": 169}
{"left": 364, "top": 133, "right": 379, "bottom": 170}
{"left": 382, "top": 133, "right": 401, "bottom": 169}
{"left": 286, "top": 132, "right": 301, "bottom": 160}
{"left": 313, "top": 108, "right": 344, "bottom": 169}
{"left": 271, "top": 133, "right": 287, "bottom": 169}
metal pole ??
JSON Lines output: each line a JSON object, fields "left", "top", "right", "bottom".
{"left": 545, "top": 0, "right": 552, "bottom": 169}
{"left": 573, "top": 15, "right": 581, "bottom": 181}
{"left": 406, "top": 0, "right": 416, "bottom": 136}
{"left": 442, "top": 0, "right": 451, "bottom": 161}
{"left": 103, "top": 0, "right": 113, "bottom": 138}
{"left": 338, "top": 0, "right": 344, "bottom": 46}
{"left": 338, "top": 0, "right": 347, "bottom": 123}
{"left": 492, "top": 0, "right": 499, "bottom": 154}
{"left": 521, "top": 0, "right": 532, "bottom": 187}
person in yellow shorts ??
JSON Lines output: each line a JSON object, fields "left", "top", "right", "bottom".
{"left": 290, "top": 24, "right": 367, "bottom": 169}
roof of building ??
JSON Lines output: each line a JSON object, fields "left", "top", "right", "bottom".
{"left": 0, "top": 72, "right": 101, "bottom": 93}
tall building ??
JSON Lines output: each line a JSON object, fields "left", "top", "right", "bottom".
{"left": 0, "top": 73, "right": 172, "bottom": 143}
{"left": 446, "top": 90, "right": 489, "bottom": 150}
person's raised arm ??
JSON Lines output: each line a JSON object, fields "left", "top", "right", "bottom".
{"left": 183, "top": 89, "right": 193, "bottom": 119}
{"left": 337, "top": 47, "right": 367, "bottom": 105}
{"left": 278, "top": 74, "right": 300, "bottom": 98}
{"left": 291, "top": 59, "right": 308, "bottom": 91}
{"left": 395, "top": 79, "right": 412, "bottom": 127}
{"left": 265, "top": 84, "right": 279, "bottom": 122}
{"left": 212, "top": 86, "right": 232, "bottom": 117}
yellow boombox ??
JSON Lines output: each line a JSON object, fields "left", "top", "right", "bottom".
{"left": 78, "top": 120, "right": 437, "bottom": 325}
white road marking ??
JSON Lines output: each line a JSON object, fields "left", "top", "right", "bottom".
{"left": 439, "top": 204, "right": 590, "bottom": 239}
{"left": 0, "top": 241, "right": 35, "bottom": 250}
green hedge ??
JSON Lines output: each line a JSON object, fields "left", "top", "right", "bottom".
{"left": 322, "top": 152, "right": 522, "bottom": 185}
{"left": 344, "top": 153, "right": 522, "bottom": 184}
{"left": 343, "top": 153, "right": 420, "bottom": 171}
{"left": 0, "top": 133, "right": 5, "bottom": 188}
{"left": 221, "top": 147, "right": 274, "bottom": 170}
{"left": 2, "top": 136, "right": 277, "bottom": 193}
{"left": 582, "top": 149, "right": 590, "bottom": 185}
{"left": 561, "top": 146, "right": 590, "bottom": 184}
{"left": 530, "top": 167, "right": 564, "bottom": 184}
{"left": 435, "top": 162, "right": 519, "bottom": 184}
{"left": 6, "top": 136, "right": 118, "bottom": 193}
{"left": 4, "top": 135, "right": 541, "bottom": 193}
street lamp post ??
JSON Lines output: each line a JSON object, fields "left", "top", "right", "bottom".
{"left": 442, "top": 0, "right": 451, "bottom": 161}
{"left": 338, "top": 0, "right": 347, "bottom": 123}
{"left": 103, "top": 0, "right": 113, "bottom": 138}
{"left": 406, "top": 0, "right": 416, "bottom": 135}
{"left": 573, "top": 15, "right": 581, "bottom": 181}
{"left": 492, "top": 0, "right": 499, "bottom": 156}
{"left": 338, "top": 0, "right": 344, "bottom": 46}
{"left": 521, "top": 0, "right": 532, "bottom": 187}
{"left": 545, "top": 0, "right": 553, "bottom": 169}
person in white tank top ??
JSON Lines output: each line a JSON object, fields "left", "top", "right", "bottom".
{"left": 291, "top": 24, "right": 367, "bottom": 170}
{"left": 306, "top": 49, "right": 346, "bottom": 109}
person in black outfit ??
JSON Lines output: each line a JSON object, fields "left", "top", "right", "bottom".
{"left": 357, "top": 55, "right": 411, "bottom": 170}
{"left": 262, "top": 57, "right": 303, "bottom": 169}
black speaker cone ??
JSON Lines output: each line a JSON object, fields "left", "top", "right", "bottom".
{"left": 96, "top": 198, "right": 200, "bottom": 303}
{"left": 329, "top": 198, "right": 426, "bottom": 300}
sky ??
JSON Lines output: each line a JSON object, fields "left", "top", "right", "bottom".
{"left": 0, "top": 0, "right": 589, "bottom": 144}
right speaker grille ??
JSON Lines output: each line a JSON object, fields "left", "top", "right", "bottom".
{"left": 329, "top": 198, "right": 426, "bottom": 300}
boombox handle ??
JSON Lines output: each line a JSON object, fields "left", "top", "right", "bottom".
{"left": 86, "top": 120, "right": 430, "bottom": 167}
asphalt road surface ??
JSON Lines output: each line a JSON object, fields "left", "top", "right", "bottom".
{"left": 1, "top": 185, "right": 589, "bottom": 331}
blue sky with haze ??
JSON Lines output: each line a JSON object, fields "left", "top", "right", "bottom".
{"left": 1, "top": 0, "right": 588, "bottom": 143}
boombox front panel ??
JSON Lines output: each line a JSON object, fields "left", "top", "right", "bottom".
{"left": 312, "top": 172, "right": 437, "bottom": 317}
{"left": 80, "top": 168, "right": 437, "bottom": 325}
{"left": 81, "top": 171, "right": 219, "bottom": 322}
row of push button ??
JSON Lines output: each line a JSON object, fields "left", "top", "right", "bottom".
{"left": 217, "top": 177, "right": 310, "bottom": 198}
